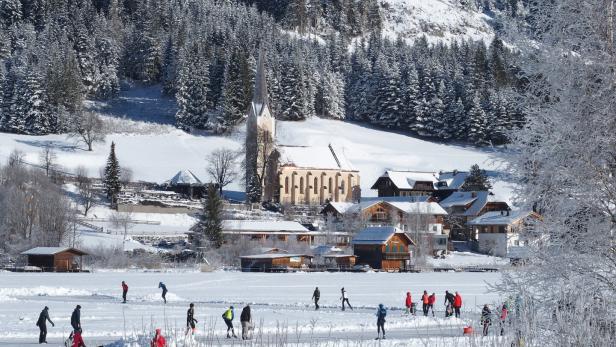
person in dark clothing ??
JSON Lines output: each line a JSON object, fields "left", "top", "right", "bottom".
{"left": 158, "top": 282, "right": 167, "bottom": 303}
{"left": 71, "top": 305, "right": 81, "bottom": 331}
{"left": 444, "top": 291, "right": 455, "bottom": 317}
{"left": 121, "top": 281, "right": 128, "bottom": 303}
{"left": 375, "top": 304, "right": 387, "bottom": 340}
{"left": 185, "top": 303, "right": 198, "bottom": 336}
{"left": 312, "top": 287, "right": 320, "bottom": 310}
{"left": 240, "top": 305, "right": 251, "bottom": 340}
{"left": 481, "top": 304, "right": 492, "bottom": 336}
{"left": 36, "top": 306, "right": 54, "bottom": 344}
{"left": 340, "top": 287, "right": 352, "bottom": 311}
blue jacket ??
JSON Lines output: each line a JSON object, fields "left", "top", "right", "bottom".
{"left": 376, "top": 306, "right": 387, "bottom": 320}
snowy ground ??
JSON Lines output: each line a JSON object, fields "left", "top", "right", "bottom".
{"left": 0, "top": 271, "right": 510, "bottom": 346}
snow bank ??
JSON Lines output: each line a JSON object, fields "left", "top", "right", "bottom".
{"left": 0, "top": 286, "right": 92, "bottom": 297}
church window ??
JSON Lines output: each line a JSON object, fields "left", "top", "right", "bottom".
{"left": 328, "top": 178, "right": 333, "bottom": 194}
{"left": 300, "top": 177, "right": 304, "bottom": 193}
{"left": 314, "top": 178, "right": 318, "bottom": 194}
{"left": 340, "top": 180, "right": 345, "bottom": 194}
{"left": 285, "top": 177, "right": 289, "bottom": 194}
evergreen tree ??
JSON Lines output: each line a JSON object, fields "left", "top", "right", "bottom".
{"left": 199, "top": 184, "right": 223, "bottom": 248}
{"left": 316, "top": 71, "right": 345, "bottom": 119}
{"left": 175, "top": 44, "right": 209, "bottom": 130}
{"left": 467, "top": 93, "right": 488, "bottom": 145}
{"left": 103, "top": 141, "right": 122, "bottom": 204}
{"left": 462, "top": 164, "right": 492, "bottom": 191}
{"left": 219, "top": 47, "right": 249, "bottom": 132}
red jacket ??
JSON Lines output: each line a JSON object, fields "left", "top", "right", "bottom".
{"left": 72, "top": 332, "right": 85, "bottom": 347}
{"left": 428, "top": 294, "right": 436, "bottom": 305}
{"left": 122, "top": 283, "right": 128, "bottom": 292}
{"left": 501, "top": 307, "right": 508, "bottom": 321}
{"left": 151, "top": 329, "right": 166, "bottom": 347}
{"left": 422, "top": 294, "right": 429, "bottom": 304}
{"left": 405, "top": 294, "right": 412, "bottom": 307}
{"left": 454, "top": 294, "right": 462, "bottom": 308}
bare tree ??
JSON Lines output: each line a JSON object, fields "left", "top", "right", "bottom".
{"left": 120, "top": 167, "right": 133, "bottom": 187}
{"left": 75, "top": 166, "right": 98, "bottom": 216}
{"left": 206, "top": 148, "right": 239, "bottom": 195}
{"left": 69, "top": 110, "right": 106, "bottom": 151}
{"left": 38, "top": 146, "right": 57, "bottom": 177}
{"left": 110, "top": 210, "right": 134, "bottom": 249}
{"left": 7, "top": 150, "right": 24, "bottom": 168}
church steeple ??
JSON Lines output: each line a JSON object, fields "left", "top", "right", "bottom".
{"left": 253, "top": 47, "right": 269, "bottom": 111}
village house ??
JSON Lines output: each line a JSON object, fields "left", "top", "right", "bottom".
{"left": 245, "top": 49, "right": 360, "bottom": 206}
{"left": 370, "top": 170, "right": 469, "bottom": 200}
{"left": 352, "top": 226, "right": 415, "bottom": 271}
{"left": 21, "top": 247, "right": 88, "bottom": 272}
{"left": 221, "top": 220, "right": 351, "bottom": 246}
{"left": 467, "top": 210, "right": 541, "bottom": 258}
{"left": 240, "top": 247, "right": 313, "bottom": 272}
{"left": 439, "top": 191, "right": 510, "bottom": 240}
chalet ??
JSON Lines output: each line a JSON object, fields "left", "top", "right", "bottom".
{"left": 240, "top": 252, "right": 312, "bottom": 272}
{"left": 439, "top": 191, "right": 510, "bottom": 239}
{"left": 467, "top": 210, "right": 541, "bottom": 258}
{"left": 221, "top": 220, "right": 351, "bottom": 246}
{"left": 352, "top": 227, "right": 415, "bottom": 270}
{"left": 370, "top": 170, "right": 469, "bottom": 199}
{"left": 21, "top": 247, "right": 88, "bottom": 272}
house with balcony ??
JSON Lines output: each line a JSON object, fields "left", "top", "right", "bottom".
{"left": 439, "top": 191, "right": 510, "bottom": 240}
{"left": 370, "top": 170, "right": 469, "bottom": 200}
{"left": 352, "top": 226, "right": 415, "bottom": 270}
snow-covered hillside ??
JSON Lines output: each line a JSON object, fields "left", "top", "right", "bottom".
{"left": 381, "top": 0, "right": 496, "bottom": 44}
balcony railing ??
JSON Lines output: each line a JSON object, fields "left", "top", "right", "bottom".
{"left": 383, "top": 252, "right": 410, "bottom": 260}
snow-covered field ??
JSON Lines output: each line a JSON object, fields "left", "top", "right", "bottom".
{"left": 0, "top": 271, "right": 508, "bottom": 346}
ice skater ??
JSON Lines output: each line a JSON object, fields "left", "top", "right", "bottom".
{"left": 454, "top": 292, "right": 463, "bottom": 318}
{"left": 405, "top": 292, "right": 413, "bottom": 315}
{"left": 428, "top": 293, "right": 436, "bottom": 317}
{"left": 222, "top": 306, "right": 237, "bottom": 338}
{"left": 240, "top": 304, "right": 252, "bottom": 340}
{"left": 340, "top": 287, "right": 352, "bottom": 311}
{"left": 312, "top": 287, "right": 320, "bottom": 310}
{"left": 159, "top": 282, "right": 167, "bottom": 303}
{"left": 121, "top": 281, "right": 128, "bottom": 303}
{"left": 444, "top": 290, "right": 455, "bottom": 317}
{"left": 375, "top": 304, "right": 387, "bottom": 340}
{"left": 481, "top": 304, "right": 492, "bottom": 336}
{"left": 499, "top": 303, "right": 508, "bottom": 336}
{"left": 71, "top": 305, "right": 81, "bottom": 332}
{"left": 36, "top": 306, "right": 54, "bottom": 344}
{"left": 186, "top": 303, "right": 198, "bottom": 336}
{"left": 152, "top": 328, "right": 166, "bottom": 347}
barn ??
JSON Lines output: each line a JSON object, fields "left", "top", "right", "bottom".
{"left": 352, "top": 227, "right": 414, "bottom": 271}
{"left": 21, "top": 247, "right": 88, "bottom": 272}
{"left": 240, "top": 253, "right": 313, "bottom": 272}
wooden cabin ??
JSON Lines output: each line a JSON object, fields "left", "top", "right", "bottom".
{"left": 323, "top": 254, "right": 357, "bottom": 270}
{"left": 21, "top": 247, "right": 88, "bottom": 272}
{"left": 352, "top": 227, "right": 415, "bottom": 270}
{"left": 240, "top": 253, "right": 313, "bottom": 272}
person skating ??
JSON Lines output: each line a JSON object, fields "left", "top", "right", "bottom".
{"left": 312, "top": 287, "right": 320, "bottom": 310}
{"left": 444, "top": 291, "right": 455, "bottom": 317}
{"left": 158, "top": 282, "right": 167, "bottom": 304}
{"left": 375, "top": 304, "right": 387, "bottom": 340}
{"left": 151, "top": 328, "right": 166, "bottom": 347}
{"left": 481, "top": 304, "right": 492, "bottom": 336}
{"left": 340, "top": 287, "right": 352, "bottom": 311}
{"left": 71, "top": 305, "right": 81, "bottom": 331}
{"left": 240, "top": 304, "right": 252, "bottom": 340}
{"left": 222, "top": 306, "right": 237, "bottom": 338}
{"left": 421, "top": 290, "right": 429, "bottom": 316}
{"left": 500, "top": 303, "right": 508, "bottom": 336}
{"left": 36, "top": 306, "right": 54, "bottom": 344}
{"left": 405, "top": 292, "right": 413, "bottom": 315}
{"left": 453, "top": 292, "right": 462, "bottom": 318}
{"left": 186, "top": 303, "right": 198, "bottom": 336}
{"left": 121, "top": 281, "right": 128, "bottom": 303}
{"left": 428, "top": 293, "right": 436, "bottom": 317}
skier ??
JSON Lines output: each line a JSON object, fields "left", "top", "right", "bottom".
{"left": 151, "top": 328, "right": 166, "bottom": 347}
{"left": 481, "top": 304, "right": 492, "bottom": 336}
{"left": 375, "top": 304, "right": 387, "bottom": 340}
{"left": 158, "top": 282, "right": 167, "bottom": 304}
{"left": 421, "top": 290, "right": 429, "bottom": 316}
{"left": 186, "top": 303, "right": 198, "bottom": 336}
{"left": 71, "top": 305, "right": 81, "bottom": 332}
{"left": 405, "top": 292, "right": 413, "bottom": 315}
{"left": 312, "top": 287, "right": 320, "bottom": 310}
{"left": 71, "top": 329, "right": 86, "bottom": 347}
{"left": 36, "top": 306, "right": 54, "bottom": 344}
{"left": 121, "top": 281, "right": 128, "bottom": 303}
{"left": 240, "top": 304, "right": 252, "bottom": 340}
{"left": 222, "top": 306, "right": 237, "bottom": 338}
{"left": 444, "top": 291, "right": 455, "bottom": 317}
{"left": 428, "top": 293, "right": 436, "bottom": 317}
{"left": 499, "top": 303, "right": 508, "bottom": 336}
{"left": 340, "top": 287, "right": 352, "bottom": 311}
{"left": 453, "top": 292, "right": 463, "bottom": 318}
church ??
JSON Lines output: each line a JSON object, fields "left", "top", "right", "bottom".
{"left": 245, "top": 50, "right": 360, "bottom": 206}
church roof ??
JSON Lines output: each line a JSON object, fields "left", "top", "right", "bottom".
{"left": 277, "top": 144, "right": 356, "bottom": 171}
{"left": 166, "top": 170, "right": 202, "bottom": 185}
{"left": 251, "top": 47, "right": 269, "bottom": 116}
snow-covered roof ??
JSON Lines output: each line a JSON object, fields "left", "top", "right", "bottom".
{"left": 222, "top": 220, "right": 309, "bottom": 233}
{"left": 468, "top": 210, "right": 537, "bottom": 226}
{"left": 378, "top": 171, "right": 438, "bottom": 190}
{"left": 167, "top": 170, "right": 202, "bottom": 185}
{"left": 21, "top": 247, "right": 88, "bottom": 256}
{"left": 277, "top": 145, "right": 356, "bottom": 171}
{"left": 324, "top": 199, "right": 447, "bottom": 216}
{"left": 325, "top": 202, "right": 357, "bottom": 214}
{"left": 439, "top": 191, "right": 506, "bottom": 216}
{"left": 312, "top": 245, "right": 344, "bottom": 256}
{"left": 386, "top": 201, "right": 448, "bottom": 215}
{"left": 352, "top": 226, "right": 413, "bottom": 245}
{"left": 240, "top": 253, "right": 312, "bottom": 259}
{"left": 437, "top": 171, "right": 469, "bottom": 190}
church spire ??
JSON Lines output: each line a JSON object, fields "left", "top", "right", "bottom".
{"left": 253, "top": 47, "right": 268, "bottom": 108}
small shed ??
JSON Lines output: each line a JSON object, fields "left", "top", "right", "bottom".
{"left": 323, "top": 254, "right": 357, "bottom": 269}
{"left": 21, "top": 247, "right": 88, "bottom": 272}
{"left": 240, "top": 253, "right": 313, "bottom": 272}
{"left": 352, "top": 227, "right": 415, "bottom": 271}
{"left": 163, "top": 170, "right": 207, "bottom": 199}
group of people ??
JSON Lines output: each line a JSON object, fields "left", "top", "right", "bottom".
{"left": 481, "top": 303, "right": 509, "bottom": 336}
{"left": 403, "top": 290, "right": 463, "bottom": 318}
{"left": 36, "top": 305, "right": 85, "bottom": 346}
{"left": 311, "top": 287, "right": 353, "bottom": 311}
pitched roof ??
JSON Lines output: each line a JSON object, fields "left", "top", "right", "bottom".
{"left": 376, "top": 171, "right": 438, "bottom": 190}
{"left": 385, "top": 201, "right": 448, "bottom": 215}
{"left": 439, "top": 191, "right": 506, "bottom": 216}
{"left": 240, "top": 253, "right": 312, "bottom": 259}
{"left": 222, "top": 220, "right": 309, "bottom": 233}
{"left": 277, "top": 145, "right": 355, "bottom": 171}
{"left": 253, "top": 47, "right": 269, "bottom": 109}
{"left": 436, "top": 171, "right": 469, "bottom": 190}
{"left": 21, "top": 247, "right": 88, "bottom": 256}
{"left": 352, "top": 226, "right": 414, "bottom": 245}
{"left": 468, "top": 210, "right": 538, "bottom": 226}
{"left": 167, "top": 170, "right": 202, "bottom": 185}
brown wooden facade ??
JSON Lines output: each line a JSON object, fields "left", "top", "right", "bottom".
{"left": 240, "top": 254, "right": 312, "bottom": 272}
{"left": 22, "top": 248, "right": 88, "bottom": 272}
{"left": 371, "top": 177, "right": 435, "bottom": 197}
{"left": 354, "top": 232, "right": 413, "bottom": 271}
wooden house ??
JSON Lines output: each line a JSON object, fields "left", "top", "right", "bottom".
{"left": 221, "top": 220, "right": 351, "bottom": 246}
{"left": 240, "top": 253, "right": 313, "bottom": 272}
{"left": 21, "top": 247, "right": 88, "bottom": 272}
{"left": 439, "top": 191, "right": 510, "bottom": 240}
{"left": 370, "top": 170, "right": 469, "bottom": 200}
{"left": 352, "top": 227, "right": 415, "bottom": 270}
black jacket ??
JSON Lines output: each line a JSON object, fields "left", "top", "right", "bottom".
{"left": 312, "top": 289, "right": 320, "bottom": 299}
{"left": 445, "top": 292, "right": 455, "bottom": 305}
{"left": 36, "top": 309, "right": 53, "bottom": 327}
{"left": 71, "top": 308, "right": 81, "bottom": 328}
{"left": 187, "top": 307, "right": 197, "bottom": 325}
{"left": 240, "top": 306, "right": 251, "bottom": 322}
